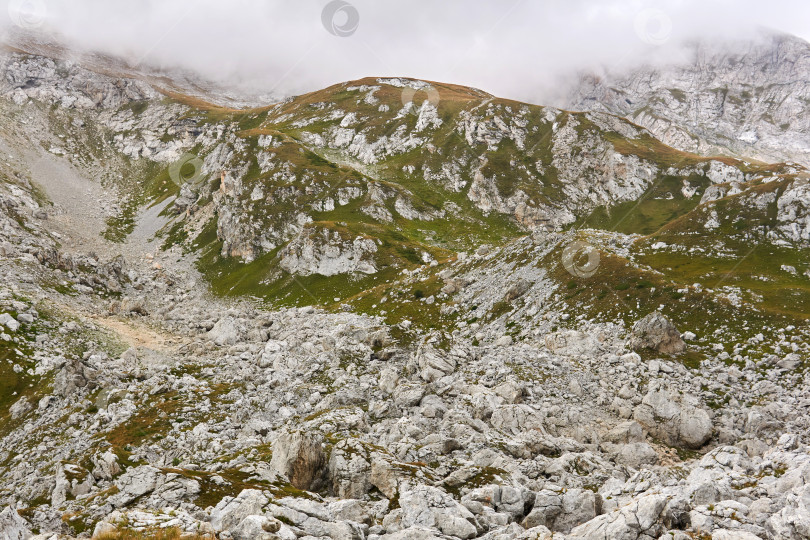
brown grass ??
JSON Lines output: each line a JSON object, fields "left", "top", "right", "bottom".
{"left": 95, "top": 527, "right": 214, "bottom": 540}
{"left": 154, "top": 88, "right": 241, "bottom": 114}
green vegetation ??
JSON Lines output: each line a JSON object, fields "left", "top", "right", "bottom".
{"left": 103, "top": 159, "right": 181, "bottom": 242}
{"left": 578, "top": 173, "right": 709, "bottom": 234}
{"left": 90, "top": 77, "right": 807, "bottom": 345}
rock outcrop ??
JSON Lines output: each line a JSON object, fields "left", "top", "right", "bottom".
{"left": 0, "top": 505, "right": 31, "bottom": 540}
{"left": 628, "top": 311, "right": 686, "bottom": 355}
{"left": 569, "top": 31, "right": 810, "bottom": 168}
{"left": 279, "top": 227, "right": 378, "bottom": 276}
{"left": 269, "top": 431, "right": 328, "bottom": 491}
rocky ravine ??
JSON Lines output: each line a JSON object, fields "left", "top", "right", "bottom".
{"left": 0, "top": 46, "right": 808, "bottom": 540}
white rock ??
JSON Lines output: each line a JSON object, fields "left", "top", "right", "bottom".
{"left": 0, "top": 505, "right": 32, "bottom": 540}
{"left": 210, "top": 489, "right": 270, "bottom": 533}
{"left": 0, "top": 313, "right": 20, "bottom": 332}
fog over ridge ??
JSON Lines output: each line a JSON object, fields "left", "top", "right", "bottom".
{"left": 1, "top": 0, "right": 809, "bottom": 104}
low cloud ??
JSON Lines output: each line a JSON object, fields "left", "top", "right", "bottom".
{"left": 1, "top": 0, "right": 808, "bottom": 104}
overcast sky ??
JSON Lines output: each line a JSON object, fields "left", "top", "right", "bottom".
{"left": 1, "top": 0, "right": 809, "bottom": 104}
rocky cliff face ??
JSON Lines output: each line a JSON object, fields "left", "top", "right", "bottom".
{"left": 279, "top": 227, "right": 379, "bottom": 277}
{"left": 0, "top": 52, "right": 157, "bottom": 111}
{"left": 568, "top": 31, "right": 810, "bottom": 168}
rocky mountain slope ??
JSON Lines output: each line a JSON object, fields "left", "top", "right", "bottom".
{"left": 0, "top": 44, "right": 808, "bottom": 540}
{"left": 568, "top": 30, "right": 810, "bottom": 168}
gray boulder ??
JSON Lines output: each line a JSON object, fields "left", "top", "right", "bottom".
{"left": 634, "top": 387, "right": 713, "bottom": 449}
{"left": 0, "top": 313, "right": 20, "bottom": 332}
{"left": 416, "top": 344, "right": 456, "bottom": 382}
{"left": 384, "top": 482, "right": 480, "bottom": 539}
{"left": 767, "top": 483, "right": 810, "bottom": 539}
{"left": 604, "top": 421, "right": 645, "bottom": 444}
{"left": 504, "top": 278, "right": 531, "bottom": 302}
{"left": 9, "top": 397, "right": 32, "bottom": 420}
{"left": 568, "top": 493, "right": 670, "bottom": 539}
{"left": 111, "top": 465, "right": 162, "bottom": 507}
{"left": 370, "top": 454, "right": 402, "bottom": 499}
{"left": 231, "top": 515, "right": 281, "bottom": 540}
{"left": 210, "top": 489, "right": 270, "bottom": 533}
{"left": 53, "top": 358, "right": 98, "bottom": 398}
{"left": 552, "top": 489, "right": 602, "bottom": 533}
{"left": 207, "top": 315, "right": 245, "bottom": 346}
{"left": 628, "top": 311, "right": 686, "bottom": 355}
{"left": 119, "top": 296, "right": 148, "bottom": 315}
{"left": 616, "top": 442, "right": 659, "bottom": 469}
{"left": 91, "top": 449, "right": 122, "bottom": 481}
{"left": 521, "top": 488, "right": 601, "bottom": 533}
{"left": 522, "top": 490, "right": 562, "bottom": 529}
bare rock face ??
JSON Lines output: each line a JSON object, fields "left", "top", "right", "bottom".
{"left": 568, "top": 31, "right": 810, "bottom": 168}
{"left": 0, "top": 54, "right": 157, "bottom": 110}
{"left": 776, "top": 177, "right": 810, "bottom": 244}
{"left": 328, "top": 439, "right": 372, "bottom": 498}
{"left": 628, "top": 311, "right": 686, "bottom": 355}
{"left": 270, "top": 431, "right": 327, "bottom": 491}
{"left": 279, "top": 226, "right": 378, "bottom": 277}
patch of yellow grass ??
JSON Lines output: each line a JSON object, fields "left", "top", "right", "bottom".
{"left": 94, "top": 527, "right": 214, "bottom": 540}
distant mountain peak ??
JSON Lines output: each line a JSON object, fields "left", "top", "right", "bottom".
{"left": 568, "top": 29, "right": 810, "bottom": 167}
